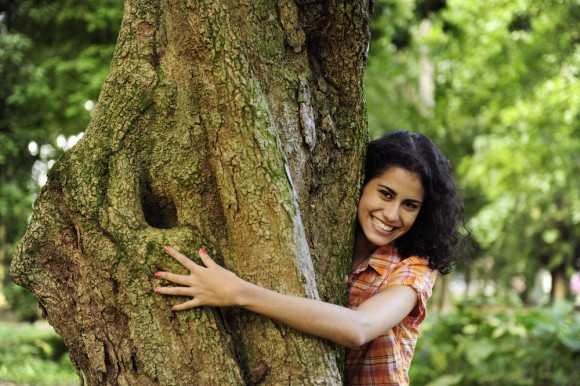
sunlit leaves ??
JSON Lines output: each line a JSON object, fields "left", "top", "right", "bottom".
{"left": 365, "top": 0, "right": 430, "bottom": 137}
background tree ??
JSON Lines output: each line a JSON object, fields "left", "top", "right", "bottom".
{"left": 10, "top": 0, "right": 371, "bottom": 384}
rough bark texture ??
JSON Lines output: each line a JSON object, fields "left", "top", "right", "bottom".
{"left": 11, "top": 0, "right": 370, "bottom": 384}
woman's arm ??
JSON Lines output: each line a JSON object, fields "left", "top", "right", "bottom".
{"left": 154, "top": 246, "right": 418, "bottom": 348}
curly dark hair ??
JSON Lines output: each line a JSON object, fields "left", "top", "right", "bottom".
{"left": 363, "top": 130, "right": 467, "bottom": 275}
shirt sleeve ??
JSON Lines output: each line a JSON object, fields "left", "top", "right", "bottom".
{"left": 382, "top": 256, "right": 437, "bottom": 327}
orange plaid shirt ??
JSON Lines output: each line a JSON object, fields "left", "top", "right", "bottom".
{"left": 346, "top": 245, "right": 437, "bottom": 385}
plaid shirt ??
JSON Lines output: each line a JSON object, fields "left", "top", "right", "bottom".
{"left": 346, "top": 245, "right": 437, "bottom": 385}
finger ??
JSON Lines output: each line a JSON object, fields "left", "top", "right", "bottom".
{"left": 154, "top": 286, "right": 193, "bottom": 297}
{"left": 171, "top": 298, "right": 202, "bottom": 312}
{"left": 164, "top": 246, "right": 199, "bottom": 271}
{"left": 198, "top": 247, "right": 217, "bottom": 268}
{"left": 155, "top": 271, "right": 191, "bottom": 286}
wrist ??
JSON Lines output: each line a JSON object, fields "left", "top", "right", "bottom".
{"left": 229, "top": 275, "right": 252, "bottom": 307}
{"left": 232, "top": 276, "right": 266, "bottom": 309}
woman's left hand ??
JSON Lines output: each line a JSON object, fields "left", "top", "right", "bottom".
{"left": 154, "top": 246, "right": 241, "bottom": 311}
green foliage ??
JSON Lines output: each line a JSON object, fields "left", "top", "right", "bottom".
{"left": 1, "top": 0, "right": 122, "bottom": 136}
{"left": 437, "top": 0, "right": 580, "bottom": 287}
{"left": 3, "top": 282, "right": 41, "bottom": 322}
{"left": 0, "top": 322, "right": 77, "bottom": 385}
{"left": 365, "top": 0, "right": 580, "bottom": 296}
{"left": 365, "top": 0, "right": 432, "bottom": 138}
{"left": 411, "top": 299, "right": 580, "bottom": 385}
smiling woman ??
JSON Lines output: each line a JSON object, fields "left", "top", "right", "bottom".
{"left": 154, "top": 130, "right": 468, "bottom": 385}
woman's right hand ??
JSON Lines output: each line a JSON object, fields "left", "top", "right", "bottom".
{"left": 154, "top": 246, "right": 241, "bottom": 311}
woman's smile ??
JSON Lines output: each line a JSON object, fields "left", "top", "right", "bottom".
{"left": 371, "top": 216, "right": 395, "bottom": 233}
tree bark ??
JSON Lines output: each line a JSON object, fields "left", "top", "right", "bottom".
{"left": 11, "top": 0, "right": 371, "bottom": 384}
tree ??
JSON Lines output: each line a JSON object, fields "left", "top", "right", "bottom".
{"left": 10, "top": 0, "right": 372, "bottom": 384}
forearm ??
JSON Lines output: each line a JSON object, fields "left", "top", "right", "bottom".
{"left": 234, "top": 278, "right": 365, "bottom": 347}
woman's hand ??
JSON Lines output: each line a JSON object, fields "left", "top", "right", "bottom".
{"left": 154, "top": 246, "right": 241, "bottom": 311}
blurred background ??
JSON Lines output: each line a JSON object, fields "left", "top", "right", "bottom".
{"left": 0, "top": 0, "right": 578, "bottom": 385}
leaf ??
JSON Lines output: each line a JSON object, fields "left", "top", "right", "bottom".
{"left": 557, "top": 334, "right": 580, "bottom": 352}
{"left": 542, "top": 228, "right": 559, "bottom": 244}
{"left": 465, "top": 339, "right": 496, "bottom": 366}
{"left": 426, "top": 374, "right": 464, "bottom": 386}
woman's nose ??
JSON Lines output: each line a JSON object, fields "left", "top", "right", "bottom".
{"left": 383, "top": 204, "right": 400, "bottom": 222}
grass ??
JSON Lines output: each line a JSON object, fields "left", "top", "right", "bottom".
{"left": 0, "top": 320, "right": 78, "bottom": 386}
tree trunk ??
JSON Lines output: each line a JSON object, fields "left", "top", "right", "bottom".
{"left": 431, "top": 272, "right": 453, "bottom": 313}
{"left": 10, "top": 0, "right": 371, "bottom": 384}
{"left": 550, "top": 264, "right": 568, "bottom": 304}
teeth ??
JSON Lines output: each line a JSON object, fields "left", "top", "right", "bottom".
{"left": 372, "top": 217, "right": 393, "bottom": 232}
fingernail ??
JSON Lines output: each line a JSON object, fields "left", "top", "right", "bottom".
{"left": 154, "top": 272, "right": 162, "bottom": 279}
{"left": 199, "top": 247, "right": 206, "bottom": 254}
{"left": 171, "top": 306, "right": 177, "bottom": 312}
{"left": 164, "top": 245, "right": 171, "bottom": 252}
{"left": 154, "top": 287, "right": 161, "bottom": 294}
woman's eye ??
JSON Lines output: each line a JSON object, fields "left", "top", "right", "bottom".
{"left": 379, "top": 190, "right": 392, "bottom": 199}
{"left": 404, "top": 201, "right": 419, "bottom": 209}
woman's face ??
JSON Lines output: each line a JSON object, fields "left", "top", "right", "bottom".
{"left": 357, "top": 166, "right": 425, "bottom": 249}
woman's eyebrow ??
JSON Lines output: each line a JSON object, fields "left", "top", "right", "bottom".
{"left": 378, "top": 184, "right": 396, "bottom": 194}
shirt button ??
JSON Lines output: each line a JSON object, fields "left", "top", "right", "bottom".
{"left": 417, "top": 276, "right": 424, "bottom": 282}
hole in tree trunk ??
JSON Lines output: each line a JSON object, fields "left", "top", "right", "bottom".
{"left": 140, "top": 178, "right": 178, "bottom": 229}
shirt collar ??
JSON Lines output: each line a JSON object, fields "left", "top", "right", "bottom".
{"left": 354, "top": 244, "right": 401, "bottom": 276}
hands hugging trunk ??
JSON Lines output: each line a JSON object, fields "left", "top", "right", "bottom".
{"left": 154, "top": 246, "right": 242, "bottom": 311}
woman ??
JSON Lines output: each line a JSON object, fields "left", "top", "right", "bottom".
{"left": 154, "top": 130, "right": 466, "bottom": 385}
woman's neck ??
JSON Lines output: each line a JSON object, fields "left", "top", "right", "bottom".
{"left": 351, "top": 231, "right": 378, "bottom": 272}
